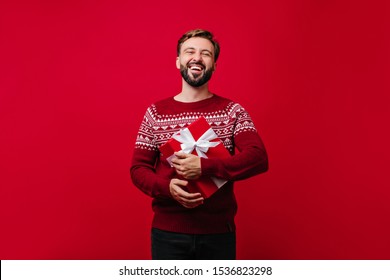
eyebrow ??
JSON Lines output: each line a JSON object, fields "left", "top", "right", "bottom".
{"left": 201, "top": 49, "right": 213, "bottom": 55}
{"left": 182, "top": 47, "right": 213, "bottom": 55}
{"left": 183, "top": 47, "right": 195, "bottom": 52}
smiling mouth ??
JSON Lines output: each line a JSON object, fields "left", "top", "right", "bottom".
{"left": 188, "top": 63, "right": 204, "bottom": 71}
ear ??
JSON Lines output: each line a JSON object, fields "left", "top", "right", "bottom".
{"left": 213, "top": 62, "right": 217, "bottom": 72}
{"left": 176, "top": 57, "right": 180, "bottom": 69}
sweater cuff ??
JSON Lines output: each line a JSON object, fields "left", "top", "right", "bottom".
{"left": 156, "top": 177, "right": 173, "bottom": 198}
{"left": 201, "top": 157, "right": 219, "bottom": 176}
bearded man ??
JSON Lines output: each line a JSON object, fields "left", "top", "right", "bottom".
{"left": 130, "top": 29, "right": 268, "bottom": 260}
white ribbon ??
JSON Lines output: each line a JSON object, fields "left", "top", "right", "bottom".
{"left": 168, "top": 126, "right": 228, "bottom": 190}
{"left": 172, "top": 127, "right": 220, "bottom": 158}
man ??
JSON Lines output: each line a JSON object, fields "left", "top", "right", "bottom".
{"left": 130, "top": 29, "right": 268, "bottom": 260}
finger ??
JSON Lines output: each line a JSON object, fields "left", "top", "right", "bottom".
{"left": 173, "top": 164, "right": 185, "bottom": 172}
{"left": 182, "top": 174, "right": 198, "bottom": 180}
{"left": 172, "top": 179, "right": 200, "bottom": 193}
{"left": 174, "top": 186, "right": 202, "bottom": 200}
{"left": 175, "top": 168, "right": 188, "bottom": 176}
{"left": 170, "top": 179, "right": 203, "bottom": 202}
{"left": 180, "top": 197, "right": 204, "bottom": 208}
{"left": 172, "top": 178, "right": 188, "bottom": 186}
{"left": 180, "top": 192, "right": 204, "bottom": 202}
{"left": 172, "top": 185, "right": 203, "bottom": 201}
{"left": 171, "top": 161, "right": 185, "bottom": 171}
{"left": 170, "top": 157, "right": 180, "bottom": 164}
{"left": 174, "top": 152, "right": 189, "bottom": 159}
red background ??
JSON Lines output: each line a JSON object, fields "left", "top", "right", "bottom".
{"left": 1, "top": 0, "right": 389, "bottom": 259}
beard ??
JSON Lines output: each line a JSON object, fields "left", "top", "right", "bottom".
{"left": 180, "top": 63, "right": 213, "bottom": 88}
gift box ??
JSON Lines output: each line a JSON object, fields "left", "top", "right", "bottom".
{"left": 159, "top": 116, "right": 231, "bottom": 198}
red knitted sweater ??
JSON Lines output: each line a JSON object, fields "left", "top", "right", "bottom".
{"left": 130, "top": 94, "right": 268, "bottom": 234}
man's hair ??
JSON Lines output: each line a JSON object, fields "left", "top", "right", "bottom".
{"left": 177, "top": 29, "right": 220, "bottom": 62}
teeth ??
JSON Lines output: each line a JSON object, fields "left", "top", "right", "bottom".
{"left": 190, "top": 66, "right": 202, "bottom": 70}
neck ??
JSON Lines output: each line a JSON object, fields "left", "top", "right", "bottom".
{"left": 174, "top": 80, "right": 213, "bottom": 102}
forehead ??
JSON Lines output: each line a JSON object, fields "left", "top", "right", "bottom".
{"left": 180, "top": 37, "right": 214, "bottom": 53}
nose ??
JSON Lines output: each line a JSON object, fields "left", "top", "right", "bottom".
{"left": 191, "top": 51, "right": 202, "bottom": 62}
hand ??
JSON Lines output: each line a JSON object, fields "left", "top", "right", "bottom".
{"left": 169, "top": 178, "right": 204, "bottom": 208}
{"left": 171, "top": 152, "right": 201, "bottom": 180}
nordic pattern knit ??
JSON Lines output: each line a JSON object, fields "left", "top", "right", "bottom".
{"left": 130, "top": 94, "right": 268, "bottom": 234}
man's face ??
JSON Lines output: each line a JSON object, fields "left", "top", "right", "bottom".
{"left": 176, "top": 37, "right": 216, "bottom": 88}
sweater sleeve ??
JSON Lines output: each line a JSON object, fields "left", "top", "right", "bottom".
{"left": 130, "top": 111, "right": 172, "bottom": 199}
{"left": 201, "top": 108, "right": 268, "bottom": 181}
{"left": 131, "top": 149, "right": 172, "bottom": 198}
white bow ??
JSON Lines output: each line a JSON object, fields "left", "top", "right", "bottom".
{"left": 172, "top": 127, "right": 220, "bottom": 158}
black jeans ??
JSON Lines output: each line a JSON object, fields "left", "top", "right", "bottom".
{"left": 151, "top": 228, "right": 236, "bottom": 260}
